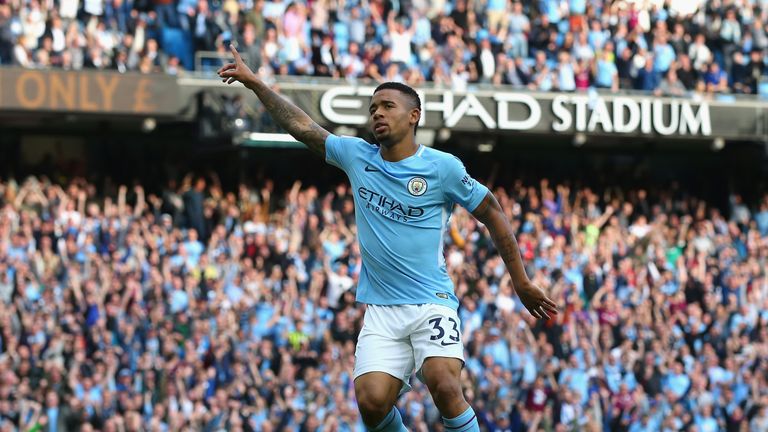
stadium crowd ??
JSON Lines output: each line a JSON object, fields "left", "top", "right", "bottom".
{"left": 0, "top": 170, "right": 766, "bottom": 432}
{"left": 0, "top": 0, "right": 767, "bottom": 95}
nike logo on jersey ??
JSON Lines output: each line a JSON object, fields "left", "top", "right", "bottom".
{"left": 364, "top": 165, "right": 381, "bottom": 172}
{"left": 440, "top": 341, "right": 459, "bottom": 346}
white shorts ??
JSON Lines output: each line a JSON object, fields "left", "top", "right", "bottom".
{"left": 353, "top": 304, "right": 465, "bottom": 395}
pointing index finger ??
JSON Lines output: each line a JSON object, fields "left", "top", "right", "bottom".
{"left": 229, "top": 44, "right": 243, "bottom": 64}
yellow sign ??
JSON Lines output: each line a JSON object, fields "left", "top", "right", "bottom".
{"left": 0, "top": 68, "right": 178, "bottom": 115}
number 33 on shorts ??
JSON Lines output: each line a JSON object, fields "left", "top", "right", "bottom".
{"left": 353, "top": 304, "right": 465, "bottom": 391}
{"left": 413, "top": 306, "right": 466, "bottom": 376}
{"left": 428, "top": 317, "right": 461, "bottom": 346}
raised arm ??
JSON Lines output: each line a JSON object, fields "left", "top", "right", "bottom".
{"left": 218, "top": 45, "right": 330, "bottom": 158}
{"left": 472, "top": 191, "right": 558, "bottom": 319}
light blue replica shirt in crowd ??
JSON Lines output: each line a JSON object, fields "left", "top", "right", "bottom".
{"left": 325, "top": 134, "right": 489, "bottom": 310}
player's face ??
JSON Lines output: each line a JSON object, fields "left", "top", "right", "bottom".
{"left": 368, "top": 89, "right": 419, "bottom": 146}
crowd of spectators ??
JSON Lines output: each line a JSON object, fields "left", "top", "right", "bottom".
{"left": 0, "top": 0, "right": 767, "bottom": 95}
{"left": 0, "top": 169, "right": 767, "bottom": 431}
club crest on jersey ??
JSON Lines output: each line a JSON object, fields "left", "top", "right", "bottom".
{"left": 407, "top": 177, "right": 428, "bottom": 196}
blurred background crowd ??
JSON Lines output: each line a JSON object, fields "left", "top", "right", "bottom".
{"left": 0, "top": 170, "right": 766, "bottom": 431}
{"left": 0, "top": 0, "right": 767, "bottom": 95}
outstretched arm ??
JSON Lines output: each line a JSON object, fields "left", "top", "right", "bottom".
{"left": 472, "top": 191, "right": 558, "bottom": 320}
{"left": 218, "top": 45, "right": 330, "bottom": 158}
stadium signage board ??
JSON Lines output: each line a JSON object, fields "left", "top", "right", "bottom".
{"left": 317, "top": 86, "right": 725, "bottom": 138}
{"left": 0, "top": 68, "right": 178, "bottom": 115}
{"left": 550, "top": 95, "right": 710, "bottom": 136}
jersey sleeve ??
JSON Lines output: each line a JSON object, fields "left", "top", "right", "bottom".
{"left": 441, "top": 156, "right": 489, "bottom": 212}
{"left": 325, "top": 134, "right": 371, "bottom": 171}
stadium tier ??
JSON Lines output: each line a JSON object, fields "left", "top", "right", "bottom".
{"left": 0, "top": 0, "right": 767, "bottom": 95}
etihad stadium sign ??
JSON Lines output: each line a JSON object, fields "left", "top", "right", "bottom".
{"left": 550, "top": 95, "right": 710, "bottom": 136}
{"left": 319, "top": 86, "right": 714, "bottom": 137}
{"left": 1, "top": 70, "right": 760, "bottom": 141}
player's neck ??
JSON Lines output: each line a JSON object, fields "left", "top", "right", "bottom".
{"left": 379, "top": 138, "right": 419, "bottom": 162}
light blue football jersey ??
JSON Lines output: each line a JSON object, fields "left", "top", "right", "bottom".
{"left": 325, "top": 134, "right": 490, "bottom": 310}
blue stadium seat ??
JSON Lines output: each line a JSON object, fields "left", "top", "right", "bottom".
{"left": 161, "top": 27, "right": 194, "bottom": 71}
{"left": 759, "top": 78, "right": 768, "bottom": 100}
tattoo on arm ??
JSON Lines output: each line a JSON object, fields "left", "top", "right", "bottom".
{"left": 472, "top": 192, "right": 528, "bottom": 286}
{"left": 249, "top": 80, "right": 330, "bottom": 158}
{"left": 492, "top": 224, "right": 524, "bottom": 271}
